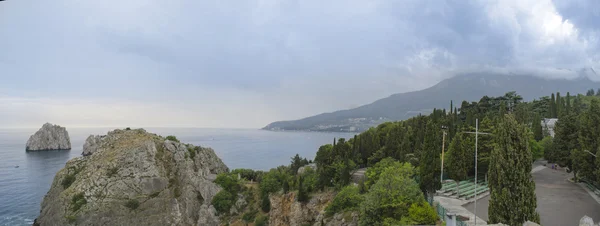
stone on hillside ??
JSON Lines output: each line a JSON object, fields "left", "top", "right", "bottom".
{"left": 26, "top": 123, "right": 71, "bottom": 151}
{"left": 82, "top": 135, "right": 105, "bottom": 156}
{"left": 34, "top": 128, "right": 229, "bottom": 226}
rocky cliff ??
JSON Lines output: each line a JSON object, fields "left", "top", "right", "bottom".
{"left": 26, "top": 123, "right": 71, "bottom": 151}
{"left": 34, "top": 128, "right": 228, "bottom": 226}
{"left": 269, "top": 191, "right": 358, "bottom": 226}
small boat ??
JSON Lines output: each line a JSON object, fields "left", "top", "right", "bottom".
{"left": 15, "top": 165, "right": 19, "bottom": 168}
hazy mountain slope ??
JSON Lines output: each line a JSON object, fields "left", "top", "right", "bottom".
{"left": 263, "top": 73, "right": 600, "bottom": 132}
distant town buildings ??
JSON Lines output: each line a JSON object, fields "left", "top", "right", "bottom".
{"left": 542, "top": 118, "right": 558, "bottom": 137}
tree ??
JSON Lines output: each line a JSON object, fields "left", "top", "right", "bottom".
{"left": 212, "top": 190, "right": 234, "bottom": 214}
{"left": 488, "top": 114, "right": 540, "bottom": 225}
{"left": 359, "top": 163, "right": 424, "bottom": 226}
{"left": 325, "top": 185, "right": 363, "bottom": 216}
{"left": 532, "top": 114, "right": 543, "bottom": 141}
{"left": 419, "top": 121, "right": 442, "bottom": 198}
{"left": 556, "top": 92, "right": 562, "bottom": 117}
{"left": 570, "top": 149, "right": 587, "bottom": 182}
{"left": 566, "top": 92, "right": 572, "bottom": 114}
{"left": 364, "top": 157, "right": 404, "bottom": 190}
{"left": 587, "top": 89, "right": 595, "bottom": 96}
{"left": 553, "top": 112, "right": 579, "bottom": 167}
{"left": 446, "top": 132, "right": 474, "bottom": 194}
{"left": 290, "top": 154, "right": 309, "bottom": 175}
{"left": 550, "top": 93, "right": 557, "bottom": 118}
{"left": 297, "top": 175, "right": 309, "bottom": 202}
{"left": 578, "top": 99, "right": 600, "bottom": 182}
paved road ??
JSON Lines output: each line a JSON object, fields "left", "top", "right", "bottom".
{"left": 463, "top": 166, "right": 600, "bottom": 225}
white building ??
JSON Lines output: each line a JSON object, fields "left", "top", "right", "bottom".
{"left": 542, "top": 118, "right": 558, "bottom": 137}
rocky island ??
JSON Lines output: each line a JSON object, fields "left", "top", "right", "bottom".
{"left": 33, "top": 128, "right": 228, "bottom": 226}
{"left": 26, "top": 123, "right": 71, "bottom": 151}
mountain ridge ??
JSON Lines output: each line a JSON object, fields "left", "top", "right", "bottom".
{"left": 263, "top": 73, "right": 600, "bottom": 132}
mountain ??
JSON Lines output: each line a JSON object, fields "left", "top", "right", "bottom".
{"left": 263, "top": 73, "right": 600, "bottom": 132}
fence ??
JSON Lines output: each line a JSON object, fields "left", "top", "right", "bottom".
{"left": 428, "top": 197, "right": 468, "bottom": 226}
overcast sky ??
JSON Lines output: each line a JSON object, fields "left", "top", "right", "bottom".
{"left": 1, "top": 0, "right": 599, "bottom": 128}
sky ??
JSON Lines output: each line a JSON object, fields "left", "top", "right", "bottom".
{"left": 1, "top": 0, "right": 599, "bottom": 128}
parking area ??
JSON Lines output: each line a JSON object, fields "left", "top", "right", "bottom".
{"left": 463, "top": 166, "right": 600, "bottom": 225}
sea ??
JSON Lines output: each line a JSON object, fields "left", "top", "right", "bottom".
{"left": 0, "top": 127, "right": 355, "bottom": 226}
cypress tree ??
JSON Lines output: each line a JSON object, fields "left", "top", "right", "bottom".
{"left": 488, "top": 114, "right": 540, "bottom": 225}
{"left": 532, "top": 114, "right": 543, "bottom": 141}
{"left": 419, "top": 120, "right": 441, "bottom": 198}
{"left": 566, "top": 92, "right": 571, "bottom": 114}
{"left": 550, "top": 93, "right": 556, "bottom": 118}
{"left": 297, "top": 175, "right": 309, "bottom": 202}
{"left": 556, "top": 92, "right": 562, "bottom": 117}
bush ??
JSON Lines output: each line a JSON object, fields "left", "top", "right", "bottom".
{"left": 297, "top": 176, "right": 309, "bottom": 202}
{"left": 261, "top": 194, "right": 271, "bottom": 212}
{"left": 242, "top": 209, "right": 259, "bottom": 223}
{"left": 106, "top": 167, "right": 119, "bottom": 177}
{"left": 124, "top": 199, "right": 140, "bottom": 210}
{"left": 187, "top": 146, "right": 196, "bottom": 159}
{"left": 125, "top": 127, "right": 131, "bottom": 130}
{"left": 325, "top": 185, "right": 363, "bottom": 216}
{"left": 405, "top": 201, "right": 438, "bottom": 225}
{"left": 214, "top": 173, "right": 241, "bottom": 193}
{"left": 70, "top": 192, "right": 87, "bottom": 212}
{"left": 231, "top": 168, "right": 263, "bottom": 182}
{"left": 211, "top": 190, "right": 234, "bottom": 214}
{"left": 255, "top": 215, "right": 268, "bottom": 226}
{"left": 62, "top": 174, "right": 76, "bottom": 189}
{"left": 166, "top": 135, "right": 179, "bottom": 142}
{"left": 302, "top": 167, "right": 318, "bottom": 193}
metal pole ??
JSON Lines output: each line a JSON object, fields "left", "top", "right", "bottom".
{"left": 474, "top": 118, "right": 478, "bottom": 225}
{"left": 441, "top": 131, "right": 446, "bottom": 183}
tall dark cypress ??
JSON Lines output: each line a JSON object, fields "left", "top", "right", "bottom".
{"left": 566, "top": 92, "right": 571, "bottom": 114}
{"left": 488, "top": 114, "right": 540, "bottom": 225}
{"left": 550, "top": 93, "right": 556, "bottom": 118}
{"left": 556, "top": 92, "right": 562, "bottom": 117}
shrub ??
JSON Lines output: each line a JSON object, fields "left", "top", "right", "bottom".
{"left": 124, "top": 199, "right": 140, "bottom": 210}
{"left": 260, "top": 194, "right": 271, "bottom": 212}
{"left": 242, "top": 209, "right": 259, "bottom": 223}
{"left": 297, "top": 176, "right": 309, "bottom": 202}
{"left": 255, "top": 215, "right": 268, "bottom": 226}
{"left": 214, "top": 173, "right": 241, "bottom": 193}
{"left": 65, "top": 215, "right": 76, "bottom": 223}
{"left": 325, "top": 185, "right": 363, "bottom": 216}
{"left": 70, "top": 192, "right": 87, "bottom": 212}
{"left": 62, "top": 174, "right": 76, "bottom": 189}
{"left": 211, "top": 190, "right": 234, "bottom": 214}
{"left": 125, "top": 127, "right": 131, "bottom": 130}
{"left": 166, "top": 135, "right": 179, "bottom": 142}
{"left": 405, "top": 201, "right": 438, "bottom": 225}
{"left": 302, "top": 167, "right": 318, "bottom": 193}
{"left": 149, "top": 191, "right": 160, "bottom": 198}
{"left": 106, "top": 167, "right": 119, "bottom": 177}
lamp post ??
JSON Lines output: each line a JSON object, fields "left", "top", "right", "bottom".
{"left": 463, "top": 119, "right": 492, "bottom": 225}
{"left": 441, "top": 126, "right": 448, "bottom": 183}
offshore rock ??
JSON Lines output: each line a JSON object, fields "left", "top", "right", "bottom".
{"left": 26, "top": 123, "right": 71, "bottom": 151}
{"left": 34, "top": 128, "right": 228, "bottom": 226}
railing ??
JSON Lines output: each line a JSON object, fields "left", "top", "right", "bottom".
{"left": 429, "top": 199, "right": 468, "bottom": 226}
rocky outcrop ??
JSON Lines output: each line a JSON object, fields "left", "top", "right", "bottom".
{"left": 82, "top": 135, "right": 105, "bottom": 156}
{"left": 268, "top": 191, "right": 355, "bottom": 226}
{"left": 26, "top": 123, "right": 71, "bottom": 151}
{"left": 297, "top": 164, "right": 317, "bottom": 175}
{"left": 34, "top": 128, "right": 228, "bottom": 226}
{"left": 580, "top": 216, "right": 599, "bottom": 226}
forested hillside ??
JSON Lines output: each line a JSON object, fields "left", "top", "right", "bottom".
{"left": 214, "top": 89, "right": 600, "bottom": 225}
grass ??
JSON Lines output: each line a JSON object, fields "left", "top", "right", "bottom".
{"left": 124, "top": 199, "right": 140, "bottom": 210}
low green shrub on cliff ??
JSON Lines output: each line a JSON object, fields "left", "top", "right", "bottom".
{"left": 214, "top": 173, "right": 241, "bottom": 193}
{"left": 124, "top": 199, "right": 140, "bottom": 210}
{"left": 254, "top": 215, "right": 268, "bottom": 226}
{"left": 70, "top": 192, "right": 87, "bottom": 212}
{"left": 211, "top": 190, "right": 234, "bottom": 214}
{"left": 62, "top": 174, "right": 76, "bottom": 189}
{"left": 242, "top": 209, "right": 258, "bottom": 223}
{"left": 166, "top": 135, "right": 179, "bottom": 142}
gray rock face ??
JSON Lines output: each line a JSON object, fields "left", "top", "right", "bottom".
{"left": 82, "top": 135, "right": 105, "bottom": 156}
{"left": 269, "top": 191, "right": 342, "bottom": 226}
{"left": 35, "top": 129, "right": 228, "bottom": 226}
{"left": 26, "top": 123, "right": 71, "bottom": 151}
{"left": 580, "top": 216, "right": 596, "bottom": 226}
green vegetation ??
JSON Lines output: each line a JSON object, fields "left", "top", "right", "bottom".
{"left": 297, "top": 175, "right": 309, "bottom": 202}
{"left": 166, "top": 135, "right": 179, "bottom": 142}
{"left": 260, "top": 194, "right": 270, "bottom": 212}
{"left": 70, "top": 192, "right": 87, "bottom": 212}
{"left": 124, "top": 199, "right": 140, "bottom": 210}
{"left": 65, "top": 215, "right": 77, "bottom": 223}
{"left": 325, "top": 185, "right": 363, "bottom": 216}
{"left": 62, "top": 166, "right": 83, "bottom": 189}
{"left": 187, "top": 146, "right": 196, "bottom": 159}
{"left": 106, "top": 167, "right": 119, "bottom": 177}
{"left": 125, "top": 127, "right": 131, "bottom": 130}
{"left": 488, "top": 115, "right": 540, "bottom": 225}
{"left": 255, "top": 214, "right": 268, "bottom": 226}
{"left": 211, "top": 190, "right": 234, "bottom": 214}
{"left": 400, "top": 201, "right": 438, "bottom": 225}
{"left": 242, "top": 209, "right": 259, "bottom": 223}
{"left": 359, "top": 163, "right": 424, "bottom": 225}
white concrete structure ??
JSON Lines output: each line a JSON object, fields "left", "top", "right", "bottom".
{"left": 542, "top": 118, "right": 558, "bottom": 137}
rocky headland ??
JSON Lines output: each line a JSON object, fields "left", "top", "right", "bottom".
{"left": 33, "top": 128, "right": 228, "bottom": 226}
{"left": 26, "top": 123, "right": 71, "bottom": 151}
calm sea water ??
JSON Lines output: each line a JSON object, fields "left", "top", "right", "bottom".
{"left": 0, "top": 127, "right": 354, "bottom": 226}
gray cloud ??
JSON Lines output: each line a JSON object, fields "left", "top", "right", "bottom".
{"left": 0, "top": 0, "right": 599, "bottom": 127}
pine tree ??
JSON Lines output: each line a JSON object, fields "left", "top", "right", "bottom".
{"left": 419, "top": 120, "right": 441, "bottom": 198}
{"left": 488, "top": 114, "right": 540, "bottom": 225}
